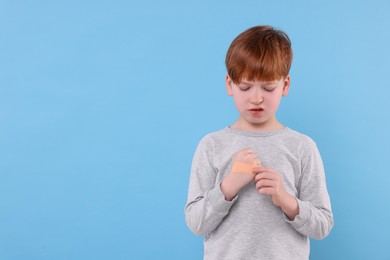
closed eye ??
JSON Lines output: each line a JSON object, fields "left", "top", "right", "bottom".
{"left": 237, "top": 85, "right": 251, "bottom": 91}
{"left": 239, "top": 87, "right": 250, "bottom": 91}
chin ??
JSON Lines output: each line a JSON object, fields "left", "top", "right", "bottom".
{"left": 247, "top": 118, "right": 269, "bottom": 125}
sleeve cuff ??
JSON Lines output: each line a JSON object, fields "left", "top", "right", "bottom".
{"left": 283, "top": 199, "right": 312, "bottom": 229}
{"left": 206, "top": 181, "right": 237, "bottom": 213}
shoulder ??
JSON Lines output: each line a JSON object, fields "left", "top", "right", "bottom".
{"left": 197, "top": 127, "right": 230, "bottom": 146}
{"left": 284, "top": 128, "right": 315, "bottom": 142}
{"left": 194, "top": 127, "right": 236, "bottom": 157}
{"left": 283, "top": 128, "right": 319, "bottom": 153}
{"left": 192, "top": 128, "right": 229, "bottom": 161}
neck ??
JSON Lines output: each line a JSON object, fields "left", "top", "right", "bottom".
{"left": 230, "top": 117, "right": 284, "bottom": 132}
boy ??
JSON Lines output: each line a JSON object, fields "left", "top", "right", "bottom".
{"left": 185, "top": 26, "right": 334, "bottom": 259}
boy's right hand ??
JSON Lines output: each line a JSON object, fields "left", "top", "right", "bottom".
{"left": 220, "top": 148, "right": 261, "bottom": 201}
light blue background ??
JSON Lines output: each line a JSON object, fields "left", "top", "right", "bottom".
{"left": 1, "top": 1, "right": 389, "bottom": 259}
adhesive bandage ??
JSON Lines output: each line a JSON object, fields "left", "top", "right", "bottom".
{"left": 231, "top": 161, "right": 260, "bottom": 174}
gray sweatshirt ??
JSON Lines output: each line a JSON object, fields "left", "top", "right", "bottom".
{"left": 185, "top": 127, "right": 333, "bottom": 260}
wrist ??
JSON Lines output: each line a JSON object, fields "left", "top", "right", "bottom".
{"left": 220, "top": 174, "right": 239, "bottom": 201}
{"left": 279, "top": 193, "right": 299, "bottom": 220}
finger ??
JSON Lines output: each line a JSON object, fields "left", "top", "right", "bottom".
{"left": 234, "top": 148, "right": 250, "bottom": 158}
{"left": 253, "top": 157, "right": 261, "bottom": 166}
{"left": 258, "top": 166, "right": 275, "bottom": 173}
{"left": 251, "top": 166, "right": 261, "bottom": 174}
{"left": 255, "top": 172, "right": 277, "bottom": 181}
{"left": 240, "top": 152, "right": 259, "bottom": 165}
{"left": 247, "top": 153, "right": 258, "bottom": 160}
{"left": 246, "top": 153, "right": 256, "bottom": 160}
{"left": 241, "top": 148, "right": 253, "bottom": 154}
{"left": 252, "top": 166, "right": 262, "bottom": 174}
{"left": 253, "top": 165, "right": 270, "bottom": 172}
{"left": 242, "top": 150, "right": 255, "bottom": 159}
{"left": 255, "top": 179, "right": 275, "bottom": 189}
{"left": 258, "top": 187, "right": 274, "bottom": 195}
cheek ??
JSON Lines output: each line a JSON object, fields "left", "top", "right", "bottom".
{"left": 232, "top": 89, "right": 244, "bottom": 99}
{"left": 232, "top": 94, "right": 248, "bottom": 110}
{"left": 265, "top": 94, "right": 283, "bottom": 107}
{"left": 233, "top": 96, "right": 245, "bottom": 108}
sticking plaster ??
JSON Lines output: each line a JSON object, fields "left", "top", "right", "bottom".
{"left": 231, "top": 161, "right": 259, "bottom": 174}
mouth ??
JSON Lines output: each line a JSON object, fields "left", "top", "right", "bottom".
{"left": 249, "top": 108, "right": 263, "bottom": 112}
{"left": 248, "top": 108, "right": 264, "bottom": 116}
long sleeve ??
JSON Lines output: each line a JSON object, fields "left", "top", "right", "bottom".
{"left": 184, "top": 136, "right": 236, "bottom": 236}
{"left": 284, "top": 139, "right": 334, "bottom": 240}
{"left": 185, "top": 127, "right": 334, "bottom": 259}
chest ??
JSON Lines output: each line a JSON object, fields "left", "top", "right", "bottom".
{"left": 212, "top": 138, "right": 302, "bottom": 196}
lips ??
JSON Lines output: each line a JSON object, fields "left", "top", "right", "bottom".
{"left": 248, "top": 108, "right": 264, "bottom": 116}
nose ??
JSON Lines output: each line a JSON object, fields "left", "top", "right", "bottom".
{"left": 249, "top": 88, "right": 263, "bottom": 104}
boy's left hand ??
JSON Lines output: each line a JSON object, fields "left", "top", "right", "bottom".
{"left": 253, "top": 166, "right": 299, "bottom": 220}
{"left": 253, "top": 166, "right": 287, "bottom": 207}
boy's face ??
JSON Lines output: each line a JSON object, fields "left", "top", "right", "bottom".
{"left": 226, "top": 74, "right": 290, "bottom": 131}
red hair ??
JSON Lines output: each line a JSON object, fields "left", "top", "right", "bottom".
{"left": 225, "top": 26, "right": 293, "bottom": 83}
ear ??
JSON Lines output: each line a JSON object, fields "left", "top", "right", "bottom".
{"left": 226, "top": 74, "right": 233, "bottom": 96}
{"left": 282, "top": 75, "right": 290, "bottom": 96}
